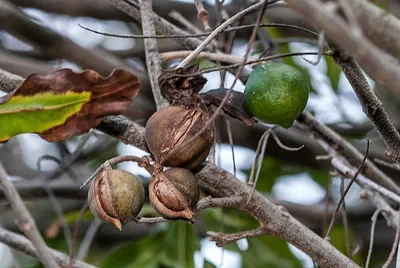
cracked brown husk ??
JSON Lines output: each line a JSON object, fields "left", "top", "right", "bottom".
{"left": 149, "top": 167, "right": 200, "bottom": 220}
{"left": 88, "top": 169, "right": 145, "bottom": 230}
{"left": 145, "top": 65, "right": 256, "bottom": 170}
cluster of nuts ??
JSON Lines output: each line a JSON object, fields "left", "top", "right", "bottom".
{"left": 88, "top": 164, "right": 201, "bottom": 230}
{"left": 88, "top": 65, "right": 254, "bottom": 230}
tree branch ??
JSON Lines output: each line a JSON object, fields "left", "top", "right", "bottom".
{"left": 347, "top": 0, "right": 400, "bottom": 61}
{"left": 285, "top": 0, "right": 400, "bottom": 96}
{"left": 0, "top": 163, "right": 59, "bottom": 267}
{"left": 297, "top": 112, "right": 400, "bottom": 194}
{"left": 329, "top": 42, "right": 400, "bottom": 163}
{"left": 107, "top": 0, "right": 208, "bottom": 50}
{"left": 138, "top": 0, "right": 168, "bottom": 109}
{"left": 160, "top": 50, "right": 257, "bottom": 64}
{"left": 0, "top": 0, "right": 147, "bottom": 83}
{"left": 176, "top": 0, "right": 266, "bottom": 69}
{"left": 197, "top": 163, "right": 358, "bottom": 267}
{"left": 0, "top": 227, "right": 95, "bottom": 268}
{"left": 0, "top": 50, "right": 55, "bottom": 77}
{"left": 0, "top": 68, "right": 23, "bottom": 93}
{"left": 208, "top": 228, "right": 266, "bottom": 247}
{"left": 194, "top": 0, "right": 211, "bottom": 32}
{"left": 196, "top": 196, "right": 243, "bottom": 211}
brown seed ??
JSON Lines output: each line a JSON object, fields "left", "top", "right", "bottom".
{"left": 145, "top": 105, "right": 213, "bottom": 170}
{"left": 88, "top": 169, "right": 145, "bottom": 230}
{"left": 149, "top": 167, "right": 200, "bottom": 220}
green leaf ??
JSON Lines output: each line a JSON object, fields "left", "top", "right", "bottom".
{"left": 0, "top": 68, "right": 140, "bottom": 142}
{"left": 226, "top": 235, "right": 302, "bottom": 268}
{"left": 326, "top": 56, "right": 342, "bottom": 92}
{"left": 308, "top": 168, "right": 330, "bottom": 188}
{"left": 99, "top": 233, "right": 162, "bottom": 268}
{"left": 204, "top": 259, "right": 217, "bottom": 268}
{"left": 252, "top": 156, "right": 283, "bottom": 193}
{"left": 63, "top": 209, "right": 94, "bottom": 225}
{"left": 329, "top": 225, "right": 363, "bottom": 265}
{"left": 191, "top": 58, "right": 217, "bottom": 71}
{"left": 243, "top": 156, "right": 329, "bottom": 192}
{"left": 161, "top": 221, "right": 200, "bottom": 268}
{"left": 99, "top": 222, "right": 199, "bottom": 268}
{"left": 200, "top": 208, "right": 259, "bottom": 235}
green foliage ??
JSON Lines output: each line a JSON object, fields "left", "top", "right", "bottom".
{"left": 0, "top": 92, "right": 90, "bottom": 142}
{"left": 246, "top": 156, "right": 330, "bottom": 193}
{"left": 99, "top": 222, "right": 199, "bottom": 268}
{"left": 232, "top": 235, "right": 303, "bottom": 268}
{"left": 329, "top": 225, "right": 363, "bottom": 266}
{"left": 325, "top": 56, "right": 342, "bottom": 92}
{"left": 201, "top": 208, "right": 259, "bottom": 234}
{"left": 63, "top": 209, "right": 94, "bottom": 225}
{"left": 201, "top": 208, "right": 302, "bottom": 267}
{"left": 191, "top": 58, "right": 217, "bottom": 71}
{"left": 252, "top": 156, "right": 283, "bottom": 193}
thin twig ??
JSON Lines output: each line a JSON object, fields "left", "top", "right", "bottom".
{"left": 329, "top": 42, "right": 400, "bottom": 163}
{"left": 285, "top": 0, "right": 400, "bottom": 98}
{"left": 298, "top": 112, "right": 400, "bottom": 194}
{"left": 374, "top": 158, "right": 400, "bottom": 172}
{"left": 365, "top": 209, "right": 382, "bottom": 268}
{"left": 361, "top": 190, "right": 399, "bottom": 229}
{"left": 274, "top": 37, "right": 319, "bottom": 46}
{"left": 208, "top": 228, "right": 266, "bottom": 247}
{"left": 69, "top": 203, "right": 89, "bottom": 267}
{"left": 196, "top": 196, "right": 244, "bottom": 211}
{"left": 0, "top": 227, "right": 95, "bottom": 268}
{"left": 397, "top": 235, "right": 400, "bottom": 268}
{"left": 0, "top": 163, "right": 59, "bottom": 268}
{"left": 139, "top": 0, "right": 168, "bottom": 109}
{"left": 340, "top": 177, "right": 351, "bottom": 258}
{"left": 107, "top": 0, "right": 206, "bottom": 50}
{"left": 209, "top": 122, "right": 217, "bottom": 165}
{"left": 160, "top": 50, "right": 257, "bottom": 64}
{"left": 134, "top": 217, "right": 171, "bottom": 224}
{"left": 382, "top": 212, "right": 400, "bottom": 268}
{"left": 325, "top": 140, "right": 369, "bottom": 239}
{"left": 302, "top": 31, "right": 325, "bottom": 66}
{"left": 194, "top": 0, "right": 211, "bottom": 31}
{"left": 168, "top": 11, "right": 203, "bottom": 34}
{"left": 323, "top": 178, "right": 333, "bottom": 235}
{"left": 78, "top": 22, "right": 317, "bottom": 40}
{"left": 323, "top": 148, "right": 400, "bottom": 204}
{"left": 225, "top": 118, "right": 237, "bottom": 178}
{"left": 76, "top": 219, "right": 101, "bottom": 261}
{"left": 197, "top": 52, "right": 331, "bottom": 74}
{"left": 161, "top": 51, "right": 329, "bottom": 74}
{"left": 37, "top": 156, "right": 73, "bottom": 255}
{"left": 80, "top": 155, "right": 150, "bottom": 189}
{"left": 176, "top": 1, "right": 273, "bottom": 69}
{"left": 247, "top": 129, "right": 303, "bottom": 204}
{"left": 338, "top": 0, "right": 362, "bottom": 34}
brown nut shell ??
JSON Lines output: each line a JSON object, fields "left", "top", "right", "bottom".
{"left": 88, "top": 169, "right": 145, "bottom": 230}
{"left": 145, "top": 106, "right": 213, "bottom": 170}
{"left": 149, "top": 167, "right": 200, "bottom": 220}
